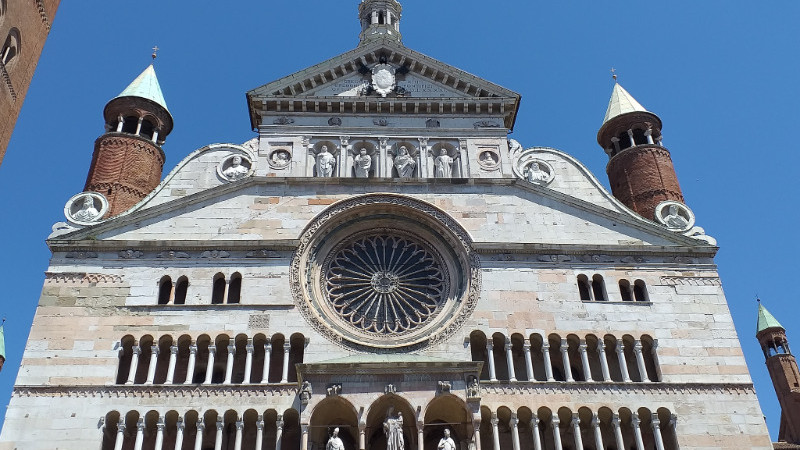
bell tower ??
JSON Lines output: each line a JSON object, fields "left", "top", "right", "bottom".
{"left": 358, "top": 0, "right": 402, "bottom": 45}
{"left": 84, "top": 62, "right": 173, "bottom": 217}
{"left": 597, "top": 82, "right": 684, "bottom": 222}
{"left": 757, "top": 301, "right": 800, "bottom": 444}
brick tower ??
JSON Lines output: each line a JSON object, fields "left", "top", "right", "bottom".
{"left": 84, "top": 63, "right": 173, "bottom": 217}
{"left": 757, "top": 302, "right": 800, "bottom": 445}
{"left": 598, "top": 82, "right": 684, "bottom": 222}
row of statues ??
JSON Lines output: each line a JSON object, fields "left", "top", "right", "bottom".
{"left": 326, "top": 409, "right": 457, "bottom": 450}
{"left": 315, "top": 145, "right": 456, "bottom": 179}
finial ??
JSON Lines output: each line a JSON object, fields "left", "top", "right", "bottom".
{"left": 757, "top": 296, "right": 761, "bottom": 304}
{"left": 152, "top": 45, "right": 160, "bottom": 61}
{"left": 611, "top": 67, "right": 617, "bottom": 82}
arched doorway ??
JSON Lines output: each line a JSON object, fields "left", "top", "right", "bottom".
{"left": 310, "top": 397, "right": 359, "bottom": 450}
{"left": 423, "top": 395, "right": 474, "bottom": 450}
{"left": 366, "top": 395, "right": 418, "bottom": 450}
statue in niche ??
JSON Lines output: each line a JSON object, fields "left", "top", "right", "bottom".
{"left": 316, "top": 145, "right": 336, "bottom": 177}
{"left": 662, "top": 204, "right": 689, "bottom": 230}
{"left": 394, "top": 146, "right": 416, "bottom": 178}
{"left": 327, "top": 427, "right": 345, "bottom": 450}
{"left": 438, "top": 429, "right": 456, "bottom": 450}
{"left": 354, "top": 148, "right": 372, "bottom": 178}
{"left": 223, "top": 155, "right": 250, "bottom": 180}
{"left": 466, "top": 376, "right": 480, "bottom": 399}
{"left": 434, "top": 148, "right": 456, "bottom": 178}
{"left": 73, "top": 195, "right": 101, "bottom": 222}
{"left": 384, "top": 407, "right": 405, "bottom": 450}
{"left": 524, "top": 162, "right": 549, "bottom": 184}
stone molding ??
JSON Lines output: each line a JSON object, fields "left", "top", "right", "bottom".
{"left": 480, "top": 382, "right": 756, "bottom": 397}
{"left": 44, "top": 272, "right": 124, "bottom": 284}
{"left": 660, "top": 276, "right": 721, "bottom": 286}
{"left": 13, "top": 384, "right": 298, "bottom": 399}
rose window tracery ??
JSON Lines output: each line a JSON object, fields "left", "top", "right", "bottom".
{"left": 324, "top": 234, "right": 448, "bottom": 335}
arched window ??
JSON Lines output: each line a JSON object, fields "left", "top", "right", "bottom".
{"left": 632, "top": 128, "right": 648, "bottom": 145}
{"left": 139, "top": 119, "right": 154, "bottom": 139}
{"left": 174, "top": 276, "right": 188, "bottom": 305}
{"left": 228, "top": 272, "right": 242, "bottom": 304}
{"left": 157, "top": 276, "right": 172, "bottom": 305}
{"left": 212, "top": 273, "right": 226, "bottom": 304}
{"left": 619, "top": 279, "right": 633, "bottom": 302}
{"left": 577, "top": 275, "right": 592, "bottom": 301}
{"left": 592, "top": 275, "right": 607, "bottom": 301}
{"left": 1, "top": 28, "right": 20, "bottom": 68}
{"left": 616, "top": 131, "right": 631, "bottom": 150}
{"left": 378, "top": 11, "right": 385, "bottom": 24}
{"left": 634, "top": 280, "right": 648, "bottom": 302}
{"left": 121, "top": 116, "right": 138, "bottom": 134}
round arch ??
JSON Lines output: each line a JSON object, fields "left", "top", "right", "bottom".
{"left": 365, "top": 394, "right": 418, "bottom": 450}
{"left": 423, "top": 394, "right": 473, "bottom": 450}
{"left": 309, "top": 396, "right": 360, "bottom": 450}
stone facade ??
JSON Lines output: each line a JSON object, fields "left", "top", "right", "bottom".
{"left": 0, "top": 0, "right": 59, "bottom": 166}
{"left": 0, "top": 1, "right": 774, "bottom": 449}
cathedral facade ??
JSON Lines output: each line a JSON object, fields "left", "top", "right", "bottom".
{"left": 0, "top": 1, "right": 775, "bottom": 449}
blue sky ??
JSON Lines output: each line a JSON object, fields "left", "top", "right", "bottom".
{"left": 1, "top": 0, "right": 798, "bottom": 439}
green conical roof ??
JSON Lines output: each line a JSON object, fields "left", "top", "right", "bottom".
{"left": 603, "top": 82, "right": 649, "bottom": 124}
{"left": 757, "top": 303, "right": 784, "bottom": 334}
{"left": 115, "top": 64, "right": 169, "bottom": 112}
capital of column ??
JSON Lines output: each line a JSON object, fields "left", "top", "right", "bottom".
{"left": 560, "top": 339, "right": 568, "bottom": 350}
{"left": 669, "top": 414, "right": 678, "bottom": 429}
{"left": 156, "top": 417, "right": 166, "bottom": 431}
{"left": 633, "top": 341, "right": 643, "bottom": 354}
{"left": 276, "top": 415, "right": 285, "bottom": 430}
{"left": 615, "top": 340, "right": 625, "bottom": 354}
{"left": 137, "top": 418, "right": 146, "bottom": 431}
{"left": 257, "top": 416, "right": 265, "bottom": 431}
{"left": 117, "top": 418, "right": 126, "bottom": 433}
{"left": 132, "top": 346, "right": 142, "bottom": 355}
{"left": 551, "top": 416, "right": 560, "bottom": 427}
{"left": 486, "top": 341, "right": 494, "bottom": 351}
{"left": 631, "top": 413, "right": 641, "bottom": 428}
{"left": 611, "top": 414, "right": 621, "bottom": 428}
{"left": 597, "top": 340, "right": 606, "bottom": 351}
{"left": 170, "top": 345, "right": 179, "bottom": 355}
{"left": 266, "top": 342, "right": 272, "bottom": 352}
{"left": 509, "top": 414, "right": 519, "bottom": 427}
{"left": 151, "top": 345, "right": 159, "bottom": 356}
{"left": 590, "top": 414, "right": 600, "bottom": 428}
{"left": 541, "top": 342, "right": 550, "bottom": 351}
{"left": 246, "top": 343, "right": 255, "bottom": 353}
{"left": 579, "top": 341, "right": 588, "bottom": 352}
{"left": 208, "top": 345, "right": 217, "bottom": 353}
{"left": 570, "top": 414, "right": 580, "bottom": 428}
{"left": 504, "top": 342, "right": 512, "bottom": 352}
{"left": 284, "top": 342, "right": 292, "bottom": 351}
{"left": 216, "top": 417, "right": 224, "bottom": 431}
{"left": 236, "top": 420, "right": 244, "bottom": 431}
{"left": 228, "top": 344, "right": 236, "bottom": 354}
{"left": 177, "top": 417, "right": 185, "bottom": 431}
{"left": 490, "top": 413, "right": 499, "bottom": 427}
{"left": 189, "top": 345, "right": 198, "bottom": 354}
{"left": 651, "top": 417, "right": 661, "bottom": 431}
{"left": 196, "top": 420, "right": 206, "bottom": 433}
{"left": 523, "top": 341, "right": 531, "bottom": 351}
{"left": 529, "top": 415, "right": 539, "bottom": 428}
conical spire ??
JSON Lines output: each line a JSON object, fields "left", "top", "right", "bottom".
{"left": 757, "top": 301, "right": 785, "bottom": 334}
{"left": 116, "top": 64, "right": 169, "bottom": 112}
{"left": 603, "top": 82, "right": 648, "bottom": 124}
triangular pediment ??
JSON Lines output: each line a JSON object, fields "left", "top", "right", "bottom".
{"left": 246, "top": 38, "right": 521, "bottom": 128}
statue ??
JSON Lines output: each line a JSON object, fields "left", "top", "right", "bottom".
{"left": 300, "top": 380, "right": 312, "bottom": 405}
{"left": 223, "top": 155, "right": 250, "bottom": 180}
{"left": 466, "top": 376, "right": 480, "bottom": 399}
{"left": 327, "top": 427, "right": 345, "bottom": 450}
{"left": 438, "top": 429, "right": 456, "bottom": 450}
{"left": 434, "top": 148, "right": 455, "bottom": 178}
{"left": 524, "top": 162, "right": 549, "bottom": 184}
{"left": 394, "top": 146, "right": 416, "bottom": 178}
{"left": 383, "top": 407, "right": 404, "bottom": 450}
{"left": 662, "top": 204, "right": 689, "bottom": 230}
{"left": 73, "top": 196, "right": 100, "bottom": 222}
{"left": 354, "top": 148, "right": 372, "bottom": 178}
{"left": 317, "top": 145, "right": 336, "bottom": 177}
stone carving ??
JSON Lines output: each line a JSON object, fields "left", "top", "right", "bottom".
{"left": 316, "top": 146, "right": 336, "bottom": 177}
{"left": 438, "top": 429, "right": 456, "bottom": 450}
{"left": 385, "top": 384, "right": 397, "bottom": 394}
{"left": 118, "top": 250, "right": 143, "bottom": 259}
{"left": 437, "top": 381, "right": 451, "bottom": 394}
{"left": 654, "top": 201, "right": 695, "bottom": 232}
{"left": 326, "top": 384, "right": 342, "bottom": 396}
{"left": 327, "top": 427, "right": 345, "bottom": 450}
{"left": 45, "top": 272, "right": 123, "bottom": 284}
{"left": 394, "top": 146, "right": 417, "bottom": 178}
{"left": 241, "top": 138, "right": 259, "bottom": 152}
{"left": 157, "top": 251, "right": 190, "bottom": 259}
{"left": 466, "top": 376, "right": 480, "bottom": 399}
{"left": 65, "top": 192, "right": 108, "bottom": 225}
{"left": 508, "top": 139, "right": 523, "bottom": 156}
{"left": 353, "top": 148, "right": 373, "bottom": 178}
{"left": 248, "top": 314, "right": 270, "bottom": 330}
{"left": 373, "top": 118, "right": 390, "bottom": 127}
{"left": 246, "top": 250, "right": 281, "bottom": 259}
{"left": 434, "top": 148, "right": 456, "bottom": 178}
{"left": 201, "top": 250, "right": 230, "bottom": 259}
{"left": 523, "top": 161, "right": 554, "bottom": 185}
{"left": 372, "top": 64, "right": 397, "bottom": 97}
{"left": 426, "top": 118, "right": 441, "bottom": 128}
{"left": 219, "top": 155, "right": 253, "bottom": 182}
{"left": 273, "top": 116, "right": 295, "bottom": 125}
{"left": 269, "top": 150, "right": 291, "bottom": 169}
{"left": 473, "top": 120, "right": 500, "bottom": 129}
{"left": 328, "top": 117, "right": 343, "bottom": 126}
{"left": 477, "top": 149, "right": 500, "bottom": 170}
{"left": 65, "top": 251, "right": 98, "bottom": 259}
{"left": 299, "top": 381, "right": 312, "bottom": 406}
{"left": 384, "top": 407, "right": 404, "bottom": 450}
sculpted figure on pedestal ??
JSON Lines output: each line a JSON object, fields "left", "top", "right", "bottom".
{"left": 317, "top": 146, "right": 336, "bottom": 177}
{"left": 438, "top": 429, "right": 456, "bottom": 450}
{"left": 434, "top": 148, "right": 455, "bottom": 178}
{"left": 394, "top": 146, "right": 416, "bottom": 178}
{"left": 327, "top": 427, "right": 345, "bottom": 450}
{"left": 384, "top": 407, "right": 405, "bottom": 450}
{"left": 354, "top": 148, "right": 372, "bottom": 178}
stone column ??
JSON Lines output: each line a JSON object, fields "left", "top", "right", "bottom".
{"left": 155, "top": 417, "right": 165, "bottom": 450}
{"left": 529, "top": 416, "right": 542, "bottom": 450}
{"left": 597, "top": 340, "right": 611, "bottom": 382}
{"left": 509, "top": 414, "right": 521, "bottom": 450}
{"left": 194, "top": 419, "right": 205, "bottom": 450}
{"left": 591, "top": 414, "right": 604, "bottom": 450}
{"left": 214, "top": 418, "right": 224, "bottom": 450}
{"left": 473, "top": 421, "right": 482, "bottom": 450}
{"left": 523, "top": 342, "right": 534, "bottom": 381}
{"left": 541, "top": 342, "right": 555, "bottom": 382}
{"left": 134, "top": 418, "right": 145, "bottom": 450}
{"left": 281, "top": 343, "right": 291, "bottom": 383}
{"left": 627, "top": 129, "right": 635, "bottom": 147}
{"left": 631, "top": 413, "right": 645, "bottom": 450}
{"left": 486, "top": 341, "right": 498, "bottom": 382}
{"left": 651, "top": 417, "right": 665, "bottom": 450}
{"left": 611, "top": 415, "right": 624, "bottom": 450}
{"left": 551, "top": 417, "right": 563, "bottom": 450}
{"left": 185, "top": 345, "right": 197, "bottom": 385}
{"left": 417, "top": 421, "right": 425, "bottom": 450}
{"left": 611, "top": 137, "right": 621, "bottom": 154}
{"left": 615, "top": 340, "right": 631, "bottom": 382}
{"left": 276, "top": 415, "right": 284, "bottom": 450}
{"left": 418, "top": 138, "right": 429, "bottom": 178}
{"left": 262, "top": 342, "right": 272, "bottom": 384}
{"left": 359, "top": 422, "right": 366, "bottom": 450}
{"left": 490, "top": 413, "right": 500, "bottom": 450}
{"left": 579, "top": 341, "right": 593, "bottom": 382}
{"left": 205, "top": 345, "right": 216, "bottom": 385}
{"left": 669, "top": 414, "right": 679, "bottom": 450}
{"left": 225, "top": 344, "right": 236, "bottom": 384}
{"left": 651, "top": 340, "right": 661, "bottom": 382}
{"left": 633, "top": 340, "right": 650, "bottom": 382}
{"left": 256, "top": 416, "right": 265, "bottom": 450}
{"left": 244, "top": 340, "right": 254, "bottom": 384}
{"left": 235, "top": 420, "right": 244, "bottom": 450}
{"left": 116, "top": 114, "right": 124, "bottom": 132}
{"left": 379, "top": 137, "right": 390, "bottom": 178}
{"left": 505, "top": 339, "right": 517, "bottom": 382}
{"left": 166, "top": 345, "right": 178, "bottom": 385}
{"left": 559, "top": 339, "right": 574, "bottom": 382}
{"left": 645, "top": 128, "right": 655, "bottom": 145}
{"left": 127, "top": 346, "right": 141, "bottom": 384}
{"left": 135, "top": 116, "right": 144, "bottom": 136}
{"left": 570, "top": 414, "right": 583, "bottom": 450}
{"left": 114, "top": 419, "right": 126, "bottom": 450}
{"left": 146, "top": 345, "right": 160, "bottom": 385}
{"left": 338, "top": 136, "right": 351, "bottom": 178}
{"left": 301, "top": 424, "right": 310, "bottom": 450}
{"left": 175, "top": 418, "right": 185, "bottom": 450}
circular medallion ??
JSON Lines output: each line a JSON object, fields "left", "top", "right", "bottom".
{"left": 654, "top": 201, "right": 695, "bottom": 232}
{"left": 64, "top": 192, "right": 109, "bottom": 226}
{"left": 512, "top": 152, "right": 556, "bottom": 187}
{"left": 218, "top": 154, "right": 254, "bottom": 181}
{"left": 371, "top": 64, "right": 397, "bottom": 97}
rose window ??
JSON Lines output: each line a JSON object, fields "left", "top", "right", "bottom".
{"left": 323, "top": 234, "right": 448, "bottom": 335}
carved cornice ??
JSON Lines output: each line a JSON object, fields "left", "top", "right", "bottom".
{"left": 13, "top": 384, "right": 298, "bottom": 399}
{"left": 660, "top": 276, "right": 721, "bottom": 286}
{"left": 44, "top": 272, "right": 124, "bottom": 284}
{"left": 480, "top": 382, "right": 756, "bottom": 397}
